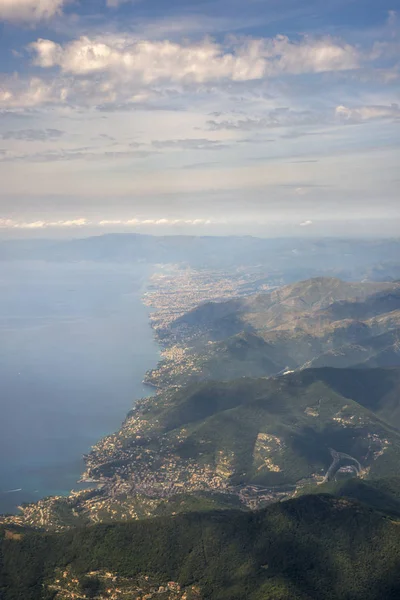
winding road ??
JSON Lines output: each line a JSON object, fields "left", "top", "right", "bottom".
{"left": 322, "top": 448, "right": 362, "bottom": 483}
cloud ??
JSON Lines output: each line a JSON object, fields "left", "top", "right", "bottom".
{"left": 0, "top": 32, "right": 364, "bottom": 111}
{"left": 99, "top": 218, "right": 212, "bottom": 226}
{"left": 0, "top": 73, "right": 158, "bottom": 110}
{"left": 0, "top": 218, "right": 87, "bottom": 229}
{"left": 299, "top": 220, "right": 313, "bottom": 226}
{"left": 0, "top": 146, "right": 156, "bottom": 163}
{"left": 208, "top": 102, "right": 400, "bottom": 133}
{"left": 106, "top": 0, "right": 134, "bottom": 6}
{"left": 0, "top": 0, "right": 66, "bottom": 23}
{"left": 29, "top": 33, "right": 359, "bottom": 81}
{"left": 0, "top": 76, "right": 61, "bottom": 109}
{"left": 207, "top": 108, "right": 325, "bottom": 131}
{"left": 336, "top": 103, "right": 400, "bottom": 122}
{"left": 152, "top": 138, "right": 226, "bottom": 150}
{"left": 1, "top": 128, "right": 64, "bottom": 141}
{"left": 0, "top": 217, "right": 214, "bottom": 229}
{"left": 29, "top": 36, "right": 266, "bottom": 81}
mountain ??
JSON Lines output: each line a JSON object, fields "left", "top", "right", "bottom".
{"left": 166, "top": 278, "right": 399, "bottom": 342}
{"left": 318, "top": 289, "right": 400, "bottom": 322}
{"left": 150, "top": 278, "right": 400, "bottom": 388}
{"left": 304, "top": 328, "right": 400, "bottom": 370}
{"left": 3, "top": 493, "right": 400, "bottom": 600}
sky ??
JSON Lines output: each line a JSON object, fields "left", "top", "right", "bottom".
{"left": 0, "top": 0, "right": 399, "bottom": 237}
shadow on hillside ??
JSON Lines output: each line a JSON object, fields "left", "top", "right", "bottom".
{"left": 289, "top": 424, "right": 371, "bottom": 470}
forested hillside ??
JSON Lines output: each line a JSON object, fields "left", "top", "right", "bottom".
{"left": 2, "top": 493, "right": 400, "bottom": 600}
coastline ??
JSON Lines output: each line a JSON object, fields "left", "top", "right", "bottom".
{"left": 0, "top": 263, "right": 280, "bottom": 528}
{"left": 0, "top": 261, "right": 161, "bottom": 517}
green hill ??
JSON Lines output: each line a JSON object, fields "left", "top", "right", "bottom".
{"left": 80, "top": 368, "right": 400, "bottom": 519}
{"left": 305, "top": 477, "right": 400, "bottom": 518}
{"left": 3, "top": 493, "right": 400, "bottom": 600}
{"left": 144, "top": 331, "right": 292, "bottom": 388}
{"left": 5, "top": 367, "right": 400, "bottom": 531}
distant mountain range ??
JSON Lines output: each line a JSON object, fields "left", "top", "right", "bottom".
{"left": 1, "top": 234, "right": 400, "bottom": 281}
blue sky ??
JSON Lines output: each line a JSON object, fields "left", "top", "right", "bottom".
{"left": 0, "top": 0, "right": 399, "bottom": 237}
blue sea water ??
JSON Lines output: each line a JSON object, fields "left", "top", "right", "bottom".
{"left": 0, "top": 260, "right": 160, "bottom": 514}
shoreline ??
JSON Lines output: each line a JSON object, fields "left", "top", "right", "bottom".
{"left": 72, "top": 266, "right": 164, "bottom": 498}
{"left": 0, "top": 262, "right": 162, "bottom": 518}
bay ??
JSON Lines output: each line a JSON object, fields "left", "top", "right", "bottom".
{"left": 0, "top": 260, "right": 160, "bottom": 514}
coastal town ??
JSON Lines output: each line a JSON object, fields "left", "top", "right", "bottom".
{"left": 143, "top": 264, "right": 277, "bottom": 334}
{"left": 142, "top": 264, "right": 277, "bottom": 388}
{"left": 48, "top": 567, "right": 202, "bottom": 600}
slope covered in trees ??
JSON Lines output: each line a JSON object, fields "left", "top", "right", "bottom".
{"left": 2, "top": 493, "right": 400, "bottom": 600}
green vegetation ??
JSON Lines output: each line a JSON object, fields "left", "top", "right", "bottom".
{"left": 90, "top": 367, "right": 400, "bottom": 490}
{"left": 303, "top": 476, "right": 400, "bottom": 518}
{"left": 3, "top": 493, "right": 400, "bottom": 600}
{"left": 145, "top": 331, "right": 289, "bottom": 388}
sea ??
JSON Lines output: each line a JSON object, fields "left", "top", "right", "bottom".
{"left": 0, "top": 260, "right": 160, "bottom": 514}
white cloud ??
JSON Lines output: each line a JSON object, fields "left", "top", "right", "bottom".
{"left": 0, "top": 218, "right": 88, "bottom": 229}
{"left": 30, "top": 34, "right": 359, "bottom": 81}
{"left": 0, "top": 76, "right": 63, "bottom": 108}
{"left": 0, "top": 33, "right": 362, "bottom": 110}
{"left": 299, "top": 220, "right": 313, "bottom": 226}
{"left": 206, "top": 108, "right": 325, "bottom": 131}
{"left": 0, "top": 217, "right": 214, "bottom": 229}
{"left": 336, "top": 103, "right": 400, "bottom": 122}
{"left": 263, "top": 34, "right": 359, "bottom": 74}
{"left": 0, "top": 0, "right": 65, "bottom": 23}
{"left": 30, "top": 36, "right": 266, "bottom": 81}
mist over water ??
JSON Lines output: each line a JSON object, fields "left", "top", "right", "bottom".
{"left": 0, "top": 261, "right": 160, "bottom": 514}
